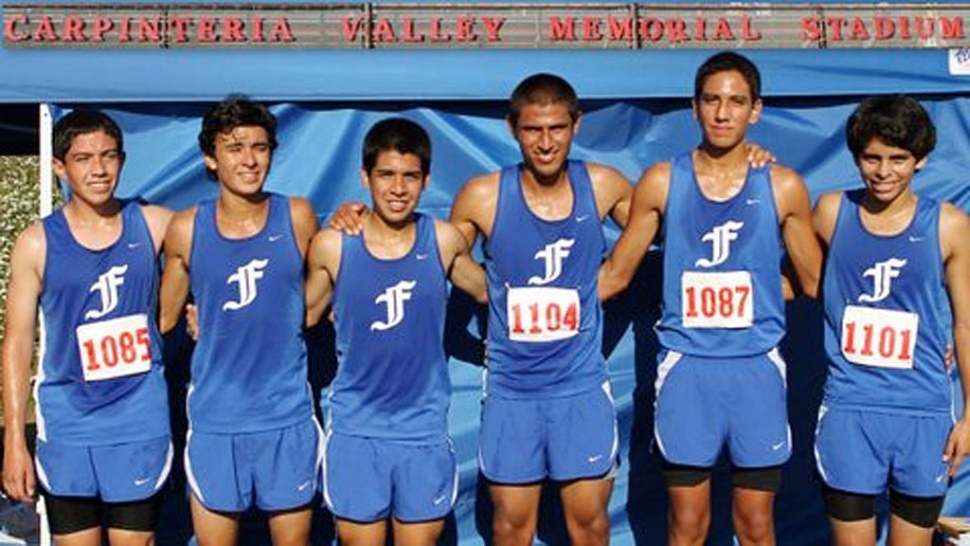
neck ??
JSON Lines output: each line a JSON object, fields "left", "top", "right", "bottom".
{"left": 64, "top": 198, "right": 121, "bottom": 224}
{"left": 696, "top": 140, "right": 749, "bottom": 167}
{"left": 218, "top": 190, "right": 269, "bottom": 218}
{"left": 861, "top": 189, "right": 917, "bottom": 217}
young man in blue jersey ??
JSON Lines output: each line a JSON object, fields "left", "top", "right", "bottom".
{"left": 304, "top": 118, "right": 486, "bottom": 546}
{"left": 3, "top": 110, "right": 173, "bottom": 545}
{"left": 159, "top": 98, "right": 320, "bottom": 546}
{"left": 811, "top": 95, "right": 970, "bottom": 546}
{"left": 599, "top": 52, "right": 823, "bottom": 545}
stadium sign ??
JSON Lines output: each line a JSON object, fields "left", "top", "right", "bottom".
{"left": 3, "top": 3, "right": 968, "bottom": 49}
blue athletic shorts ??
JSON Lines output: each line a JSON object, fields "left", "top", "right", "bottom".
{"left": 479, "top": 381, "right": 618, "bottom": 484}
{"left": 35, "top": 436, "right": 172, "bottom": 502}
{"left": 322, "top": 433, "right": 457, "bottom": 523}
{"left": 654, "top": 349, "right": 790, "bottom": 468}
{"left": 185, "top": 417, "right": 322, "bottom": 512}
{"left": 814, "top": 405, "right": 951, "bottom": 497}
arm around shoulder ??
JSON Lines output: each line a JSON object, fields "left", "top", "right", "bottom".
{"left": 598, "top": 162, "right": 668, "bottom": 301}
{"left": 158, "top": 209, "right": 196, "bottom": 334}
{"left": 940, "top": 203, "right": 970, "bottom": 474}
{"left": 289, "top": 197, "right": 321, "bottom": 257}
{"left": 772, "top": 165, "right": 822, "bottom": 299}
{"left": 139, "top": 204, "right": 175, "bottom": 254}
{"left": 450, "top": 173, "right": 498, "bottom": 247}
{"left": 305, "top": 227, "right": 341, "bottom": 328}
{"left": 437, "top": 219, "right": 487, "bottom": 304}
{"left": 587, "top": 163, "right": 633, "bottom": 227}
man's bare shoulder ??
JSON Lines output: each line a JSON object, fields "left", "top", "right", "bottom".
{"left": 941, "top": 201, "right": 970, "bottom": 245}
{"left": 11, "top": 222, "right": 46, "bottom": 259}
{"left": 768, "top": 163, "right": 807, "bottom": 189}
{"left": 459, "top": 172, "right": 501, "bottom": 199}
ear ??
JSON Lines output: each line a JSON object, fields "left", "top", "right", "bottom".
{"left": 203, "top": 154, "right": 218, "bottom": 173}
{"left": 572, "top": 110, "right": 583, "bottom": 135}
{"left": 422, "top": 173, "right": 430, "bottom": 189}
{"left": 52, "top": 158, "right": 66, "bottom": 180}
{"left": 748, "top": 98, "right": 764, "bottom": 125}
{"left": 915, "top": 155, "right": 929, "bottom": 171}
{"left": 505, "top": 115, "right": 516, "bottom": 138}
{"left": 359, "top": 168, "right": 371, "bottom": 189}
{"left": 691, "top": 98, "right": 700, "bottom": 121}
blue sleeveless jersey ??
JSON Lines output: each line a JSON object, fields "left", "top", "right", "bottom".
{"left": 822, "top": 191, "right": 951, "bottom": 415}
{"left": 656, "top": 152, "right": 785, "bottom": 357}
{"left": 327, "top": 214, "right": 450, "bottom": 442}
{"left": 189, "top": 193, "right": 313, "bottom": 433}
{"left": 37, "top": 202, "right": 169, "bottom": 446}
{"left": 483, "top": 160, "right": 608, "bottom": 398}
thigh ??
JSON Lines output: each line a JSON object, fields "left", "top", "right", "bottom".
{"left": 654, "top": 352, "right": 724, "bottom": 467}
{"left": 250, "top": 418, "right": 320, "bottom": 512}
{"left": 104, "top": 492, "right": 163, "bottom": 533}
{"left": 91, "top": 437, "right": 172, "bottom": 502}
{"left": 727, "top": 351, "right": 790, "bottom": 468}
{"left": 189, "top": 494, "right": 240, "bottom": 546}
{"left": 36, "top": 442, "right": 97, "bottom": 498}
{"left": 814, "top": 407, "right": 887, "bottom": 495}
{"left": 546, "top": 382, "right": 617, "bottom": 481}
{"left": 323, "top": 433, "right": 392, "bottom": 523}
{"left": 391, "top": 441, "right": 457, "bottom": 523}
{"left": 890, "top": 414, "right": 951, "bottom": 498}
{"left": 479, "top": 396, "right": 546, "bottom": 483}
{"left": 185, "top": 430, "right": 248, "bottom": 513}
{"left": 41, "top": 489, "right": 102, "bottom": 536}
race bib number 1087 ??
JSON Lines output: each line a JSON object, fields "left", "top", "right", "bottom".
{"left": 76, "top": 314, "right": 152, "bottom": 382}
{"left": 507, "top": 286, "right": 581, "bottom": 342}
{"left": 681, "top": 271, "right": 754, "bottom": 328}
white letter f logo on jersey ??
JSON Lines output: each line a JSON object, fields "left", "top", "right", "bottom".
{"left": 223, "top": 259, "right": 269, "bottom": 311}
{"left": 85, "top": 265, "right": 129, "bottom": 320}
{"left": 371, "top": 280, "right": 417, "bottom": 331}
{"left": 859, "top": 258, "right": 907, "bottom": 303}
{"left": 695, "top": 221, "right": 744, "bottom": 268}
{"left": 528, "top": 239, "right": 575, "bottom": 286}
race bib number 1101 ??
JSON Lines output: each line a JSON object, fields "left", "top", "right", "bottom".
{"left": 841, "top": 305, "right": 919, "bottom": 369}
{"left": 76, "top": 314, "right": 152, "bottom": 382}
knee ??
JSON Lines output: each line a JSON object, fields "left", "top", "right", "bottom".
{"left": 492, "top": 508, "right": 535, "bottom": 543}
{"left": 669, "top": 504, "right": 710, "bottom": 542}
{"left": 566, "top": 506, "right": 610, "bottom": 540}
{"left": 733, "top": 506, "right": 774, "bottom": 543}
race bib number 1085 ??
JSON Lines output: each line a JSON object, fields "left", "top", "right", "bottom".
{"left": 507, "top": 286, "right": 581, "bottom": 343}
{"left": 76, "top": 314, "right": 152, "bottom": 382}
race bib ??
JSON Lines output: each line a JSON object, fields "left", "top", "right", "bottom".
{"left": 76, "top": 314, "right": 152, "bottom": 382}
{"left": 681, "top": 271, "right": 754, "bottom": 328}
{"left": 507, "top": 286, "right": 580, "bottom": 342}
{"left": 841, "top": 305, "right": 919, "bottom": 369}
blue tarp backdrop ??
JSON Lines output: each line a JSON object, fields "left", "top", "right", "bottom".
{"left": 48, "top": 90, "right": 970, "bottom": 546}
{"left": 7, "top": 2, "right": 970, "bottom": 541}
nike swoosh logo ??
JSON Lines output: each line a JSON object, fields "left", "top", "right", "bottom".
{"left": 909, "top": 236, "right": 925, "bottom": 242}
{"left": 128, "top": 242, "right": 142, "bottom": 249}
{"left": 588, "top": 454, "right": 604, "bottom": 463}
{"left": 416, "top": 253, "right": 429, "bottom": 260}
{"left": 746, "top": 199, "right": 761, "bottom": 205}
{"left": 268, "top": 234, "right": 284, "bottom": 242}
{"left": 134, "top": 477, "right": 152, "bottom": 486}
{"left": 771, "top": 441, "right": 786, "bottom": 451}
{"left": 575, "top": 215, "right": 590, "bottom": 223}
{"left": 433, "top": 494, "right": 449, "bottom": 505}
{"left": 297, "top": 480, "right": 312, "bottom": 492}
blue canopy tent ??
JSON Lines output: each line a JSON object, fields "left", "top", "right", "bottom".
{"left": 5, "top": 1, "right": 970, "bottom": 544}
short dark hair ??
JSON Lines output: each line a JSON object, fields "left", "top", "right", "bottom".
{"left": 53, "top": 110, "right": 123, "bottom": 162}
{"left": 362, "top": 118, "right": 432, "bottom": 176}
{"left": 694, "top": 51, "right": 761, "bottom": 102}
{"left": 846, "top": 95, "right": 936, "bottom": 162}
{"left": 198, "top": 97, "right": 278, "bottom": 160}
{"left": 508, "top": 73, "right": 580, "bottom": 128}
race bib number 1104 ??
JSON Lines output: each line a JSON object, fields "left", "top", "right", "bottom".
{"left": 507, "top": 286, "right": 581, "bottom": 342}
{"left": 76, "top": 314, "right": 152, "bottom": 382}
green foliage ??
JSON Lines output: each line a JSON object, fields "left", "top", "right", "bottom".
{"left": 0, "top": 156, "right": 42, "bottom": 341}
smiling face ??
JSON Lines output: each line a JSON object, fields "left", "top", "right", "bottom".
{"left": 204, "top": 126, "right": 272, "bottom": 198}
{"left": 53, "top": 129, "right": 124, "bottom": 208}
{"left": 362, "top": 149, "right": 428, "bottom": 227}
{"left": 857, "top": 137, "right": 926, "bottom": 206}
{"left": 693, "top": 69, "right": 762, "bottom": 152}
{"left": 509, "top": 101, "right": 580, "bottom": 185}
